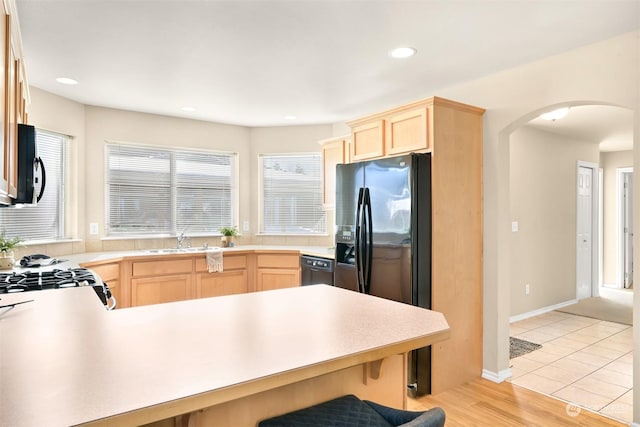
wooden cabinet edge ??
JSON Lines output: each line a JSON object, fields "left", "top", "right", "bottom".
{"left": 346, "top": 96, "right": 484, "bottom": 128}
{"left": 317, "top": 134, "right": 350, "bottom": 146}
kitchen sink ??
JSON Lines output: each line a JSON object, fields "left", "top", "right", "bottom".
{"left": 144, "top": 247, "right": 211, "bottom": 254}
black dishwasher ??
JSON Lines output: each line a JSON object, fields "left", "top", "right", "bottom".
{"left": 300, "top": 255, "right": 334, "bottom": 286}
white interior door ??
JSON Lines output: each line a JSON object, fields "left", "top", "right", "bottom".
{"left": 577, "top": 165, "right": 594, "bottom": 300}
{"left": 623, "top": 171, "right": 633, "bottom": 289}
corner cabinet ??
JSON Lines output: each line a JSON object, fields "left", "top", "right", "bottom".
{"left": 320, "top": 135, "right": 349, "bottom": 209}
{"left": 0, "top": 0, "right": 29, "bottom": 205}
{"left": 347, "top": 96, "right": 485, "bottom": 395}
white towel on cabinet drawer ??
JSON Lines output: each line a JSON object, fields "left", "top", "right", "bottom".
{"left": 207, "top": 249, "right": 223, "bottom": 273}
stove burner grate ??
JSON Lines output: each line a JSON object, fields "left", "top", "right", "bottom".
{"left": 0, "top": 268, "right": 98, "bottom": 294}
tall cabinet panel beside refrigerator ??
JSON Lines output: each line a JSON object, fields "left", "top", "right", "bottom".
{"left": 334, "top": 152, "right": 432, "bottom": 395}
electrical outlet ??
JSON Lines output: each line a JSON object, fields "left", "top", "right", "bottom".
{"left": 525, "top": 283, "right": 530, "bottom": 295}
{"left": 243, "top": 221, "right": 249, "bottom": 231}
{"left": 512, "top": 221, "right": 519, "bottom": 232}
{"left": 89, "top": 223, "right": 99, "bottom": 235}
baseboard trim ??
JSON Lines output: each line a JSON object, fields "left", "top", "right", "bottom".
{"left": 482, "top": 368, "right": 512, "bottom": 383}
{"left": 509, "top": 300, "right": 578, "bottom": 323}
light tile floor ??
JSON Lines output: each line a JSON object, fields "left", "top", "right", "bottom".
{"left": 508, "top": 311, "right": 633, "bottom": 424}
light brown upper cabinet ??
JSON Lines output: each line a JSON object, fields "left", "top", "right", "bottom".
{"left": 0, "top": 8, "right": 8, "bottom": 203}
{"left": 347, "top": 100, "right": 434, "bottom": 161}
{"left": 319, "top": 135, "right": 349, "bottom": 209}
{"left": 350, "top": 120, "right": 384, "bottom": 161}
{"left": 385, "top": 106, "right": 430, "bottom": 155}
{"left": 5, "top": 40, "right": 17, "bottom": 198}
{"left": 0, "top": 0, "right": 29, "bottom": 205}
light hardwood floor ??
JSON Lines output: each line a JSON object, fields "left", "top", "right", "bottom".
{"left": 409, "top": 378, "right": 626, "bottom": 426}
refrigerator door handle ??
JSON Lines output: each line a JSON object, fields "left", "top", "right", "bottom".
{"left": 363, "top": 188, "right": 373, "bottom": 294}
{"left": 355, "top": 187, "right": 365, "bottom": 293}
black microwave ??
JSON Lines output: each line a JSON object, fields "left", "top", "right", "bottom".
{"left": 13, "top": 124, "right": 46, "bottom": 205}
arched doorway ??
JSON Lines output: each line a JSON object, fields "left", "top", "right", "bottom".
{"left": 502, "top": 102, "right": 635, "bottom": 423}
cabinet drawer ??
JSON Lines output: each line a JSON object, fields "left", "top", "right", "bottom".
{"left": 87, "top": 263, "right": 120, "bottom": 282}
{"left": 257, "top": 254, "right": 299, "bottom": 269}
{"left": 195, "top": 255, "right": 246, "bottom": 272}
{"left": 132, "top": 259, "right": 193, "bottom": 277}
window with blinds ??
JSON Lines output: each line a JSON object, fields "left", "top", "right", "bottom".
{"left": 0, "top": 129, "right": 66, "bottom": 242}
{"left": 260, "top": 153, "right": 325, "bottom": 235}
{"left": 105, "top": 143, "right": 236, "bottom": 236}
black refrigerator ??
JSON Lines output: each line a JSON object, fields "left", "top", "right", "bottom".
{"left": 334, "top": 152, "right": 432, "bottom": 395}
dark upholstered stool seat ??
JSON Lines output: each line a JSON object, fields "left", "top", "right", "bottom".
{"left": 257, "top": 394, "right": 446, "bottom": 427}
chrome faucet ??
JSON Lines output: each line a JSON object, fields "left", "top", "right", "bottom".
{"left": 177, "top": 231, "right": 186, "bottom": 249}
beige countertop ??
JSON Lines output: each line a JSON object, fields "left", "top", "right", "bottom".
{"left": 0, "top": 285, "right": 449, "bottom": 426}
{"left": 9, "top": 245, "right": 335, "bottom": 273}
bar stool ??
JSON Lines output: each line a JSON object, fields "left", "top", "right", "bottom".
{"left": 257, "top": 394, "right": 446, "bottom": 427}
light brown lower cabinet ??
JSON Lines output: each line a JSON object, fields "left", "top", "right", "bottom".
{"left": 256, "top": 253, "right": 301, "bottom": 291}
{"left": 194, "top": 254, "right": 249, "bottom": 298}
{"left": 196, "top": 270, "right": 248, "bottom": 298}
{"left": 256, "top": 268, "right": 300, "bottom": 292}
{"left": 89, "top": 251, "right": 302, "bottom": 309}
{"left": 131, "top": 274, "right": 193, "bottom": 307}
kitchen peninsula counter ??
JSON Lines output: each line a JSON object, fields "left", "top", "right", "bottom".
{"left": 0, "top": 284, "right": 449, "bottom": 427}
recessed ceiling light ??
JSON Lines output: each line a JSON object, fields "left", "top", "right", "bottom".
{"left": 389, "top": 47, "right": 417, "bottom": 59}
{"left": 539, "top": 107, "right": 569, "bottom": 121}
{"left": 283, "top": 115, "right": 297, "bottom": 120}
{"left": 181, "top": 106, "right": 196, "bottom": 112}
{"left": 55, "top": 77, "right": 78, "bottom": 85}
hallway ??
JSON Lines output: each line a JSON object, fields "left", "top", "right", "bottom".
{"left": 509, "top": 311, "right": 633, "bottom": 423}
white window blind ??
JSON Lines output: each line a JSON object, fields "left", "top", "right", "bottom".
{"left": 106, "top": 143, "right": 236, "bottom": 236}
{"left": 0, "top": 129, "right": 66, "bottom": 241}
{"left": 261, "top": 153, "right": 325, "bottom": 234}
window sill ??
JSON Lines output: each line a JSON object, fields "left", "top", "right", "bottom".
{"left": 102, "top": 233, "right": 228, "bottom": 241}
{"left": 22, "top": 238, "right": 82, "bottom": 246}
{"left": 256, "top": 233, "right": 329, "bottom": 237}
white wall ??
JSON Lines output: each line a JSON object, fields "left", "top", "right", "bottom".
{"left": 434, "top": 31, "right": 639, "bottom": 414}
{"left": 601, "top": 150, "right": 634, "bottom": 286}
{"left": 248, "top": 125, "right": 334, "bottom": 247}
{"left": 509, "top": 126, "right": 600, "bottom": 316}
{"left": 83, "top": 106, "right": 253, "bottom": 251}
{"left": 20, "top": 91, "right": 334, "bottom": 253}
{"left": 24, "top": 87, "right": 86, "bottom": 255}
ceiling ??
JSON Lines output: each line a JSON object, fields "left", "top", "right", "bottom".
{"left": 15, "top": 0, "right": 640, "bottom": 146}
{"left": 528, "top": 105, "right": 635, "bottom": 152}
